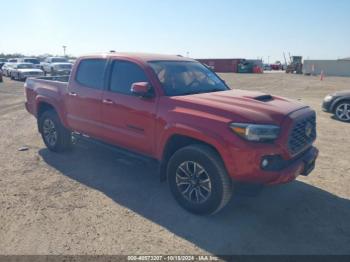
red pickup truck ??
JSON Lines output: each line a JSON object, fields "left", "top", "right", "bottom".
{"left": 25, "top": 53, "right": 318, "bottom": 215}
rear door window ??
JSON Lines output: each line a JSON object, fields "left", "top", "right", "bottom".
{"left": 76, "top": 59, "right": 107, "bottom": 89}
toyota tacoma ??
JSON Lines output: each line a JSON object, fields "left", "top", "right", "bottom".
{"left": 25, "top": 53, "right": 319, "bottom": 215}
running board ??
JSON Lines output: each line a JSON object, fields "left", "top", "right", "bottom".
{"left": 73, "top": 132, "right": 159, "bottom": 166}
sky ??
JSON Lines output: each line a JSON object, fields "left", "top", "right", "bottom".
{"left": 0, "top": 0, "right": 349, "bottom": 62}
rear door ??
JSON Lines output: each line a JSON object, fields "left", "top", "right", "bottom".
{"left": 100, "top": 59, "right": 157, "bottom": 156}
{"left": 65, "top": 58, "right": 107, "bottom": 138}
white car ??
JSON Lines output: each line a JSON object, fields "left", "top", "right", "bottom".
{"left": 50, "top": 62, "right": 73, "bottom": 76}
{"left": 8, "top": 58, "right": 20, "bottom": 63}
{"left": 10, "top": 63, "right": 44, "bottom": 81}
{"left": 2, "top": 62, "right": 16, "bottom": 77}
{"left": 19, "top": 57, "right": 41, "bottom": 69}
{"left": 41, "top": 57, "right": 69, "bottom": 74}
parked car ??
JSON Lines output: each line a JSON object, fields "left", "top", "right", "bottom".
{"left": 11, "top": 63, "right": 44, "bottom": 81}
{"left": 0, "top": 70, "right": 3, "bottom": 82}
{"left": 25, "top": 52, "right": 318, "bottom": 215}
{"left": 263, "top": 64, "right": 272, "bottom": 71}
{"left": 322, "top": 91, "right": 350, "bottom": 122}
{"left": 8, "top": 58, "right": 20, "bottom": 63}
{"left": 19, "top": 58, "right": 41, "bottom": 69}
{"left": 41, "top": 57, "right": 69, "bottom": 74}
{"left": 271, "top": 63, "right": 282, "bottom": 70}
{"left": 50, "top": 62, "right": 73, "bottom": 76}
{"left": 0, "top": 58, "right": 8, "bottom": 63}
{"left": 2, "top": 62, "right": 16, "bottom": 77}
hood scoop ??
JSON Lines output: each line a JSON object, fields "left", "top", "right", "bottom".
{"left": 252, "top": 94, "right": 274, "bottom": 102}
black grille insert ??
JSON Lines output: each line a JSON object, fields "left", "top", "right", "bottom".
{"left": 288, "top": 114, "right": 316, "bottom": 155}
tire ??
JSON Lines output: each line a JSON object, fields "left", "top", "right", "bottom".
{"left": 334, "top": 101, "right": 350, "bottom": 122}
{"left": 167, "top": 144, "right": 232, "bottom": 215}
{"left": 39, "top": 110, "right": 72, "bottom": 152}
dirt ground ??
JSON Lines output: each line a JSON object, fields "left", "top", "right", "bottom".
{"left": 0, "top": 73, "right": 349, "bottom": 255}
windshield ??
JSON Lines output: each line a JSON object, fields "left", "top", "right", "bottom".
{"left": 52, "top": 58, "right": 68, "bottom": 63}
{"left": 149, "top": 61, "right": 229, "bottom": 96}
{"left": 17, "top": 64, "right": 34, "bottom": 69}
{"left": 24, "top": 59, "right": 40, "bottom": 64}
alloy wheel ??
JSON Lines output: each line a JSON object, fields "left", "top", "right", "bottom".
{"left": 335, "top": 103, "right": 350, "bottom": 121}
{"left": 175, "top": 161, "right": 212, "bottom": 204}
{"left": 43, "top": 118, "right": 58, "bottom": 146}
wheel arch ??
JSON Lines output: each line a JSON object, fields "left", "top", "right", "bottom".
{"left": 159, "top": 132, "right": 231, "bottom": 182}
{"left": 331, "top": 97, "right": 350, "bottom": 113}
{"left": 36, "top": 98, "right": 67, "bottom": 132}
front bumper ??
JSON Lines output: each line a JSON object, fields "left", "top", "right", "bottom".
{"left": 229, "top": 146, "right": 319, "bottom": 185}
{"left": 322, "top": 100, "right": 332, "bottom": 112}
{"left": 21, "top": 74, "right": 44, "bottom": 80}
{"left": 54, "top": 70, "right": 71, "bottom": 76}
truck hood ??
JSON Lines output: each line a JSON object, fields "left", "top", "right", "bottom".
{"left": 172, "top": 89, "right": 308, "bottom": 124}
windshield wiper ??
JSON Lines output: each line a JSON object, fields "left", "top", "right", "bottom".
{"left": 206, "top": 88, "right": 226, "bottom": 93}
{"left": 178, "top": 89, "right": 225, "bottom": 96}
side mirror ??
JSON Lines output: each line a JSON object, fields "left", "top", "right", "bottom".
{"left": 131, "top": 82, "right": 153, "bottom": 98}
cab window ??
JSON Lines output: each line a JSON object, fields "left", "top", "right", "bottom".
{"left": 109, "top": 61, "right": 148, "bottom": 95}
{"left": 76, "top": 59, "right": 107, "bottom": 89}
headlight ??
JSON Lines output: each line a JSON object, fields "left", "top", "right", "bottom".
{"left": 230, "top": 123, "right": 280, "bottom": 142}
{"left": 324, "top": 95, "right": 333, "bottom": 102}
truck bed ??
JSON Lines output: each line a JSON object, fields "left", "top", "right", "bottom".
{"left": 25, "top": 75, "right": 70, "bottom": 118}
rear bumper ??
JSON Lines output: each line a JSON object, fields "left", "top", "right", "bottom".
{"left": 228, "top": 146, "right": 318, "bottom": 185}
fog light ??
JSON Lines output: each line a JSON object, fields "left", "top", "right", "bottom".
{"left": 261, "top": 159, "right": 269, "bottom": 168}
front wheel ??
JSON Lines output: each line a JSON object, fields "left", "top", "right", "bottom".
{"left": 39, "top": 110, "right": 72, "bottom": 152}
{"left": 167, "top": 144, "right": 232, "bottom": 215}
{"left": 334, "top": 101, "right": 350, "bottom": 122}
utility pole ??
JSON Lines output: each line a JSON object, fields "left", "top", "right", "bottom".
{"left": 283, "top": 52, "right": 288, "bottom": 66}
{"left": 62, "top": 45, "right": 67, "bottom": 57}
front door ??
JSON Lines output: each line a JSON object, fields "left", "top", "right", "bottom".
{"left": 100, "top": 60, "right": 157, "bottom": 156}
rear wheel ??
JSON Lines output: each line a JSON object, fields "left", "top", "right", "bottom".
{"left": 334, "top": 101, "right": 350, "bottom": 122}
{"left": 167, "top": 144, "right": 232, "bottom": 215}
{"left": 39, "top": 110, "right": 72, "bottom": 152}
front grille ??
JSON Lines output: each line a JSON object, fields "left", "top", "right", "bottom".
{"left": 288, "top": 113, "right": 316, "bottom": 155}
{"left": 25, "top": 72, "right": 39, "bottom": 76}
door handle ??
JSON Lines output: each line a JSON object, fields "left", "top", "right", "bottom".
{"left": 68, "top": 92, "right": 77, "bottom": 97}
{"left": 102, "top": 99, "right": 114, "bottom": 105}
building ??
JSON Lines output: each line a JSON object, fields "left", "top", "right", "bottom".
{"left": 303, "top": 59, "right": 350, "bottom": 77}
{"left": 196, "top": 58, "right": 242, "bottom": 73}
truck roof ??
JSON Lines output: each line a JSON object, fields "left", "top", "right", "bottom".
{"left": 79, "top": 52, "right": 195, "bottom": 63}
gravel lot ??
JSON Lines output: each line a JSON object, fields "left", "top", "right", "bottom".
{"left": 0, "top": 73, "right": 349, "bottom": 255}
